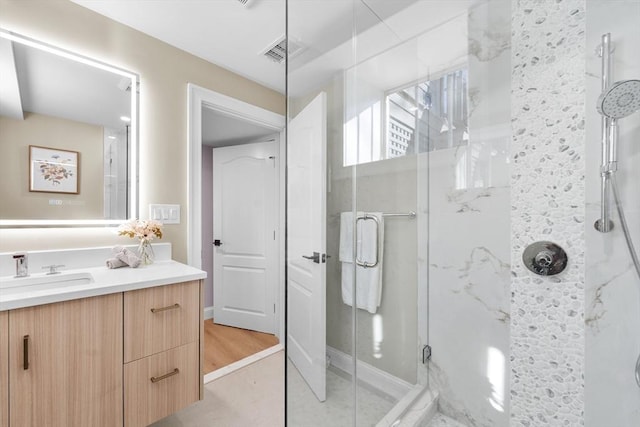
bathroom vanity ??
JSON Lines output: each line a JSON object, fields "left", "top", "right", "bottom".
{"left": 0, "top": 246, "right": 206, "bottom": 427}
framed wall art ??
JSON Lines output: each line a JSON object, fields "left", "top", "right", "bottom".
{"left": 29, "top": 145, "right": 79, "bottom": 194}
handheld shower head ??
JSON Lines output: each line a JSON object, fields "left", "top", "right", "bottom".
{"left": 597, "top": 79, "right": 640, "bottom": 119}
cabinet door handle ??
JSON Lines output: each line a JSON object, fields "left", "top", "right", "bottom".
{"left": 150, "top": 303, "right": 180, "bottom": 314}
{"left": 150, "top": 368, "right": 179, "bottom": 383}
{"left": 23, "top": 335, "right": 29, "bottom": 370}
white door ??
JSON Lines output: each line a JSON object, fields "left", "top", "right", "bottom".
{"left": 213, "top": 140, "right": 277, "bottom": 334}
{"left": 287, "top": 92, "right": 327, "bottom": 402}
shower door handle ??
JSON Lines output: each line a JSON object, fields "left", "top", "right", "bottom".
{"left": 355, "top": 215, "right": 380, "bottom": 268}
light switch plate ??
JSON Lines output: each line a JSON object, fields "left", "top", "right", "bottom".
{"left": 149, "top": 204, "right": 180, "bottom": 224}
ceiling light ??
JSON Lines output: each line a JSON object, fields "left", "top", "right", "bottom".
{"left": 120, "top": 116, "right": 130, "bottom": 122}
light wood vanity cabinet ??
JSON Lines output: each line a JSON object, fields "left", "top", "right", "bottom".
{"left": 1, "top": 311, "right": 8, "bottom": 427}
{"left": 3, "top": 279, "right": 203, "bottom": 427}
{"left": 8, "top": 294, "right": 123, "bottom": 427}
{"left": 124, "top": 280, "right": 200, "bottom": 362}
{"left": 123, "top": 280, "right": 202, "bottom": 427}
{"left": 125, "top": 341, "right": 200, "bottom": 427}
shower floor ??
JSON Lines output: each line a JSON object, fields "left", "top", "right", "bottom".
{"left": 424, "top": 413, "right": 466, "bottom": 427}
{"left": 287, "top": 359, "right": 397, "bottom": 426}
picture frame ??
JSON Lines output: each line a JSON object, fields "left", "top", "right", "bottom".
{"left": 29, "top": 145, "right": 79, "bottom": 194}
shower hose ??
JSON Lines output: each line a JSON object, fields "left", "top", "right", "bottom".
{"left": 609, "top": 174, "right": 640, "bottom": 388}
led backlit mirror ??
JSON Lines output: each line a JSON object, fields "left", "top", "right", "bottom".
{"left": 0, "top": 29, "right": 138, "bottom": 227}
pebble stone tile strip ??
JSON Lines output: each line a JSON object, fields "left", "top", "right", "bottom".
{"left": 510, "top": 0, "right": 586, "bottom": 426}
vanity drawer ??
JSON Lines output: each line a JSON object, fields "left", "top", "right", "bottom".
{"left": 124, "top": 280, "right": 199, "bottom": 362}
{"left": 124, "top": 341, "right": 199, "bottom": 427}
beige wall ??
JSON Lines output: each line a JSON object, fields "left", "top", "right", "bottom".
{"left": 0, "top": 0, "right": 285, "bottom": 260}
{"left": 0, "top": 112, "right": 103, "bottom": 219}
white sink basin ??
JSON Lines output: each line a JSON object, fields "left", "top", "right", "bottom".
{"left": 0, "top": 272, "right": 94, "bottom": 295}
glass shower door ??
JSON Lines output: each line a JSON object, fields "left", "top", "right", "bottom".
{"left": 286, "top": 1, "right": 511, "bottom": 426}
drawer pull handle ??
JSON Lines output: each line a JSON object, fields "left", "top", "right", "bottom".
{"left": 150, "top": 303, "right": 180, "bottom": 314}
{"left": 23, "top": 335, "right": 29, "bottom": 370}
{"left": 150, "top": 368, "right": 180, "bottom": 383}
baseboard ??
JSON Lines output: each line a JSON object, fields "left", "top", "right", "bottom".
{"left": 203, "top": 306, "right": 214, "bottom": 320}
{"left": 326, "top": 346, "right": 412, "bottom": 401}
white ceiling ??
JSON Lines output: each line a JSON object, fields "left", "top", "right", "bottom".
{"left": 70, "top": 0, "right": 433, "bottom": 95}
{"left": 72, "top": 0, "right": 287, "bottom": 93}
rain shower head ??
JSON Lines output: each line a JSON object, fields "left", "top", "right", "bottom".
{"left": 597, "top": 79, "right": 640, "bottom": 119}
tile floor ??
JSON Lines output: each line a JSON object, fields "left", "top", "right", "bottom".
{"left": 287, "top": 361, "right": 397, "bottom": 427}
{"left": 150, "top": 349, "right": 464, "bottom": 427}
{"left": 150, "top": 350, "right": 284, "bottom": 427}
{"left": 424, "top": 413, "right": 467, "bottom": 427}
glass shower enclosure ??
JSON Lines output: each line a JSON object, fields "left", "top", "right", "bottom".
{"left": 285, "top": 0, "right": 640, "bottom": 426}
{"left": 286, "top": 1, "right": 510, "bottom": 425}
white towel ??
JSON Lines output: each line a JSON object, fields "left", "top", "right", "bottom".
{"left": 113, "top": 246, "right": 141, "bottom": 268}
{"left": 105, "top": 257, "right": 127, "bottom": 269}
{"left": 339, "top": 212, "right": 354, "bottom": 262}
{"left": 340, "top": 212, "right": 384, "bottom": 314}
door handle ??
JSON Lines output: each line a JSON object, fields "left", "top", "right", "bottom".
{"left": 213, "top": 239, "right": 223, "bottom": 247}
{"left": 302, "top": 252, "right": 328, "bottom": 264}
{"left": 302, "top": 252, "right": 320, "bottom": 263}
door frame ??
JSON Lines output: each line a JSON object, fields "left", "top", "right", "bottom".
{"left": 187, "top": 83, "right": 286, "bottom": 340}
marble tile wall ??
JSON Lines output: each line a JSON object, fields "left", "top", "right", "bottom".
{"left": 510, "top": 0, "right": 586, "bottom": 425}
{"left": 425, "top": 1, "right": 511, "bottom": 426}
{"left": 427, "top": 151, "right": 511, "bottom": 427}
{"left": 584, "top": 1, "right": 640, "bottom": 426}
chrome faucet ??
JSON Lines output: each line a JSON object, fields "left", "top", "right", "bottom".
{"left": 13, "top": 253, "right": 29, "bottom": 278}
{"left": 43, "top": 264, "right": 65, "bottom": 275}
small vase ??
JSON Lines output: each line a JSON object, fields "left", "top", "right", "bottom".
{"left": 137, "top": 240, "right": 154, "bottom": 265}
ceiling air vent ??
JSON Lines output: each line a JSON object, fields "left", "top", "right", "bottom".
{"left": 261, "top": 37, "right": 303, "bottom": 64}
{"left": 236, "top": 0, "right": 252, "bottom": 7}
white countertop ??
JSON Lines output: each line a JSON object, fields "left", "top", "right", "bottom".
{"left": 0, "top": 260, "right": 206, "bottom": 311}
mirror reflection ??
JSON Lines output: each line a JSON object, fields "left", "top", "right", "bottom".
{"left": 0, "top": 30, "right": 137, "bottom": 224}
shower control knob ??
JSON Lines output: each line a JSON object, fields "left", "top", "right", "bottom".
{"left": 522, "top": 241, "right": 568, "bottom": 276}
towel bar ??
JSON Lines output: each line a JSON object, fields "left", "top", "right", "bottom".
{"left": 382, "top": 211, "right": 416, "bottom": 218}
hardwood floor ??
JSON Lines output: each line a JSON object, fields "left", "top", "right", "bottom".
{"left": 203, "top": 320, "right": 279, "bottom": 374}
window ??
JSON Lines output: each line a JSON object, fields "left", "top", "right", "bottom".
{"left": 386, "top": 68, "right": 468, "bottom": 156}
{"left": 343, "top": 68, "right": 468, "bottom": 166}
